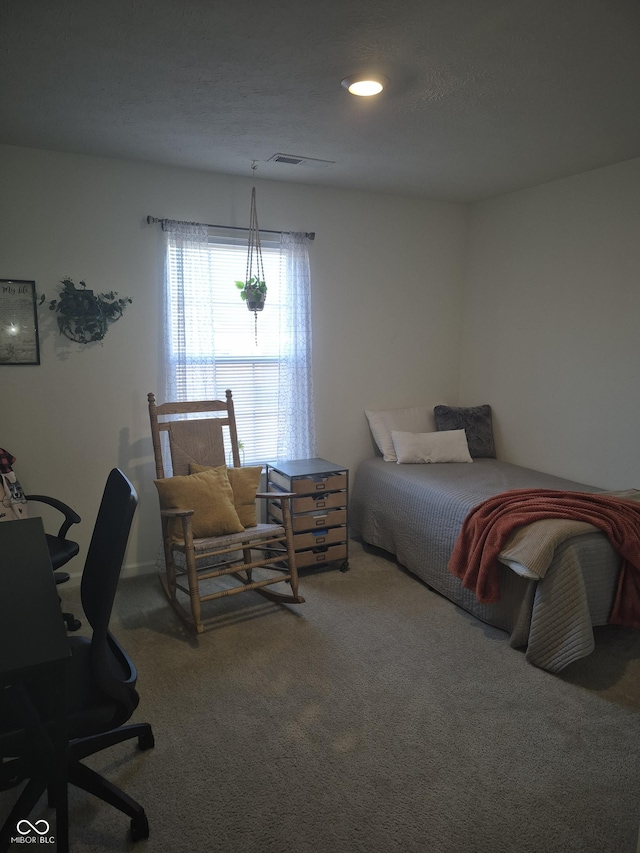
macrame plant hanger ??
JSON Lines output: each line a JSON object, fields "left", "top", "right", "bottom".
{"left": 245, "top": 162, "right": 266, "bottom": 345}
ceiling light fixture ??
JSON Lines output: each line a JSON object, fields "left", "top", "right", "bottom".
{"left": 341, "top": 74, "right": 389, "bottom": 97}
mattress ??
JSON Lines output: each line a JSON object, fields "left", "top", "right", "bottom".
{"left": 350, "top": 457, "right": 620, "bottom": 671}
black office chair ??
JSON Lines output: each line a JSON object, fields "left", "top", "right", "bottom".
{"left": 25, "top": 494, "right": 81, "bottom": 578}
{"left": 26, "top": 493, "right": 82, "bottom": 631}
{"left": 0, "top": 468, "right": 154, "bottom": 845}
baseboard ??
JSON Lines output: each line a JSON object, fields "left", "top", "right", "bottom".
{"left": 62, "top": 558, "right": 157, "bottom": 587}
{"left": 121, "top": 559, "right": 157, "bottom": 579}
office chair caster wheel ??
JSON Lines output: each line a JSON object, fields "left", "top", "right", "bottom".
{"left": 130, "top": 813, "right": 149, "bottom": 841}
{"left": 64, "top": 614, "right": 82, "bottom": 631}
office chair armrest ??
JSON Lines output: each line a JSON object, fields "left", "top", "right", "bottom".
{"left": 26, "top": 494, "right": 81, "bottom": 539}
{"left": 160, "top": 508, "right": 195, "bottom": 517}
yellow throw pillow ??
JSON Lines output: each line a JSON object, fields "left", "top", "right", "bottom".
{"left": 226, "top": 466, "right": 262, "bottom": 528}
{"left": 190, "top": 463, "right": 262, "bottom": 528}
{"left": 154, "top": 468, "right": 244, "bottom": 541}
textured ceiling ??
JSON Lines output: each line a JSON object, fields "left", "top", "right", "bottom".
{"left": 2, "top": 0, "right": 640, "bottom": 202}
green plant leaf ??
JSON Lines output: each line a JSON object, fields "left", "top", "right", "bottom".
{"left": 48, "top": 277, "right": 132, "bottom": 343}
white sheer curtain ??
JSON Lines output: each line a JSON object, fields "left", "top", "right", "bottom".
{"left": 162, "top": 220, "right": 212, "bottom": 402}
{"left": 162, "top": 220, "right": 316, "bottom": 463}
{"left": 276, "top": 232, "right": 316, "bottom": 459}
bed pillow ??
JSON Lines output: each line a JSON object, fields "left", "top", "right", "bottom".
{"left": 433, "top": 404, "right": 496, "bottom": 458}
{"left": 190, "top": 462, "right": 262, "bottom": 528}
{"left": 365, "top": 406, "right": 437, "bottom": 462}
{"left": 155, "top": 467, "right": 244, "bottom": 541}
{"left": 391, "top": 429, "right": 473, "bottom": 464}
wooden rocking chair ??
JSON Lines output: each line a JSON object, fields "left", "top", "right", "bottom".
{"left": 148, "top": 390, "right": 304, "bottom": 633}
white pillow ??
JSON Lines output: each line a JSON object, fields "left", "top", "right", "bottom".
{"left": 365, "top": 406, "right": 437, "bottom": 462}
{"left": 390, "top": 429, "right": 473, "bottom": 464}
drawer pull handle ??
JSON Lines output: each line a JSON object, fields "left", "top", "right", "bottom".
{"left": 315, "top": 500, "right": 326, "bottom": 508}
{"left": 315, "top": 483, "right": 327, "bottom": 491}
{"left": 315, "top": 518, "right": 327, "bottom": 526}
{"left": 315, "top": 537, "right": 326, "bottom": 545}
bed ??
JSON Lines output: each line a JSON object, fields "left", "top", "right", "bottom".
{"left": 350, "top": 405, "right": 636, "bottom": 672}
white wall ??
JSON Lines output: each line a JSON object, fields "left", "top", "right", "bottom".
{"left": 460, "top": 158, "right": 640, "bottom": 489}
{"left": 0, "top": 145, "right": 467, "bottom": 573}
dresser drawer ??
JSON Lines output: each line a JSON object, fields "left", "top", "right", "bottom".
{"left": 269, "top": 504, "right": 347, "bottom": 532}
{"left": 267, "top": 489, "right": 346, "bottom": 514}
{"left": 296, "top": 543, "right": 348, "bottom": 568}
{"left": 291, "top": 491, "right": 346, "bottom": 514}
{"left": 293, "top": 526, "right": 347, "bottom": 551}
{"left": 269, "top": 470, "right": 348, "bottom": 495}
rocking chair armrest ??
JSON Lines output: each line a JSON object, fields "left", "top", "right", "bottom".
{"left": 159, "top": 507, "right": 195, "bottom": 548}
{"left": 25, "top": 494, "right": 81, "bottom": 539}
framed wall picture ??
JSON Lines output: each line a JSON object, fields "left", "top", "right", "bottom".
{"left": 0, "top": 279, "right": 41, "bottom": 365}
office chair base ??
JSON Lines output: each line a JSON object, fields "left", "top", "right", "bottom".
{"left": 68, "top": 761, "right": 149, "bottom": 840}
{"left": 130, "top": 813, "right": 150, "bottom": 841}
{"left": 69, "top": 722, "right": 154, "bottom": 761}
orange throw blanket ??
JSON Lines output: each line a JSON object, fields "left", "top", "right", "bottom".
{"left": 448, "top": 488, "right": 640, "bottom": 628}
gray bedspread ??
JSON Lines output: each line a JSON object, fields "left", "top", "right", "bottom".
{"left": 350, "top": 457, "right": 621, "bottom": 672}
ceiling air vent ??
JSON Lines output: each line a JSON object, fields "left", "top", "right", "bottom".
{"left": 268, "top": 153, "right": 334, "bottom": 169}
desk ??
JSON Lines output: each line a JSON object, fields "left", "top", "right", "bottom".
{"left": 0, "top": 517, "right": 71, "bottom": 852}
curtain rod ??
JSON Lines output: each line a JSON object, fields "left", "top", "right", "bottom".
{"left": 146, "top": 215, "right": 315, "bottom": 241}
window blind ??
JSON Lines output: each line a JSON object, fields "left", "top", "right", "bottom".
{"left": 165, "top": 233, "right": 293, "bottom": 464}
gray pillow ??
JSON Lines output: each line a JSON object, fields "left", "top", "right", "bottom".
{"left": 433, "top": 404, "right": 496, "bottom": 458}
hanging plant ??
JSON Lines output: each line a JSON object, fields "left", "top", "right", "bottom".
{"left": 44, "top": 277, "right": 132, "bottom": 344}
{"left": 234, "top": 177, "right": 266, "bottom": 344}
{"left": 234, "top": 276, "right": 267, "bottom": 311}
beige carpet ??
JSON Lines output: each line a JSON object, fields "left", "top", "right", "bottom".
{"left": 3, "top": 540, "right": 640, "bottom": 852}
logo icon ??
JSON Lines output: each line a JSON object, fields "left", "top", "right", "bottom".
{"left": 16, "top": 819, "right": 50, "bottom": 835}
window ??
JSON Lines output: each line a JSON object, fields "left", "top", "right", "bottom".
{"left": 162, "top": 222, "right": 315, "bottom": 464}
